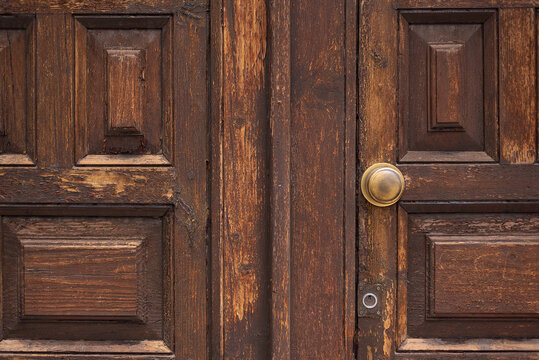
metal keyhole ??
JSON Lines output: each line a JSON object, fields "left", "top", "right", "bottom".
{"left": 362, "top": 293, "right": 378, "bottom": 309}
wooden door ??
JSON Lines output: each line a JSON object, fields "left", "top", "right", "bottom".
{"left": 358, "top": 0, "right": 539, "bottom": 359}
{"left": 0, "top": 1, "right": 209, "bottom": 359}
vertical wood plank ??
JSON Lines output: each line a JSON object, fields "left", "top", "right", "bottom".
{"left": 290, "top": 0, "right": 346, "bottom": 358}
{"left": 357, "top": 0, "right": 398, "bottom": 358}
{"left": 174, "top": 4, "right": 209, "bottom": 359}
{"left": 210, "top": 0, "right": 224, "bottom": 358}
{"left": 344, "top": 0, "right": 358, "bottom": 358}
{"left": 500, "top": 8, "right": 536, "bottom": 164}
{"left": 269, "top": 0, "right": 291, "bottom": 358}
{"left": 36, "top": 14, "right": 73, "bottom": 168}
{"left": 221, "top": 0, "right": 270, "bottom": 358}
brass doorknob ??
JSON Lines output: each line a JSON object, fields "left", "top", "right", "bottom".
{"left": 361, "top": 163, "right": 404, "bottom": 207}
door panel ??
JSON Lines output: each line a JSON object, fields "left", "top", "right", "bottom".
{"left": 0, "top": 1, "right": 209, "bottom": 359}
{"left": 0, "top": 15, "right": 35, "bottom": 166}
{"left": 359, "top": 1, "right": 539, "bottom": 358}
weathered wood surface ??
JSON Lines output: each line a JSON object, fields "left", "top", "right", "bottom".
{"left": 218, "top": 0, "right": 271, "bottom": 358}
{"left": 360, "top": 0, "right": 539, "bottom": 358}
{"left": 0, "top": 3, "right": 209, "bottom": 359}
{"left": 357, "top": 0, "right": 398, "bottom": 358}
{"left": 499, "top": 8, "right": 536, "bottom": 164}
{"left": 290, "top": 0, "right": 347, "bottom": 358}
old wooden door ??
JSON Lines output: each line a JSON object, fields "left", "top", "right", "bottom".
{"left": 0, "top": 1, "right": 208, "bottom": 359}
{"left": 1, "top": 0, "right": 538, "bottom": 359}
{"left": 357, "top": 0, "right": 539, "bottom": 359}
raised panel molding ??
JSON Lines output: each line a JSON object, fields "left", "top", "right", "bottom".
{"left": 74, "top": 16, "right": 172, "bottom": 166}
{"left": 1, "top": 211, "right": 172, "bottom": 355}
{"left": 398, "top": 11, "right": 498, "bottom": 163}
{"left": 397, "top": 204, "right": 539, "bottom": 352}
{"left": 0, "top": 16, "right": 35, "bottom": 166}
{"left": 20, "top": 237, "right": 144, "bottom": 320}
{"left": 106, "top": 49, "right": 145, "bottom": 135}
{"left": 428, "top": 43, "right": 465, "bottom": 132}
{"left": 427, "top": 235, "right": 539, "bottom": 318}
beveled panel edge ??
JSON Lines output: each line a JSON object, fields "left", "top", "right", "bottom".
{"left": 426, "top": 234, "right": 539, "bottom": 319}
{"left": 399, "top": 151, "right": 495, "bottom": 163}
{"left": 0, "top": 339, "right": 173, "bottom": 354}
{"left": 398, "top": 337, "right": 539, "bottom": 352}
{"left": 74, "top": 15, "right": 171, "bottom": 29}
{"left": 0, "top": 204, "right": 170, "bottom": 217}
{"left": 0, "top": 154, "right": 35, "bottom": 166}
{"left": 77, "top": 155, "right": 171, "bottom": 167}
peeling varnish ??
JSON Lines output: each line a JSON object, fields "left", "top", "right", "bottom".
{"left": 41, "top": 172, "right": 147, "bottom": 194}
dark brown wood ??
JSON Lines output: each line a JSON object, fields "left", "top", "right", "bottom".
{"left": 0, "top": 2, "right": 209, "bottom": 359}
{"left": 219, "top": 0, "right": 271, "bottom": 358}
{"left": 0, "top": 168, "right": 176, "bottom": 204}
{"left": 395, "top": 0, "right": 538, "bottom": 7}
{"left": 500, "top": 8, "right": 536, "bottom": 164}
{"left": 268, "top": 0, "right": 291, "bottom": 358}
{"left": 36, "top": 14, "right": 73, "bottom": 168}
{"left": 0, "top": 355, "right": 174, "bottom": 360}
{"left": 74, "top": 15, "right": 172, "bottom": 166}
{"left": 290, "top": 0, "right": 347, "bottom": 358}
{"left": 344, "top": 0, "right": 358, "bottom": 357}
{"left": 210, "top": 0, "right": 224, "bottom": 356}
{"left": 361, "top": 1, "right": 539, "bottom": 358}
{"left": 400, "top": 164, "right": 539, "bottom": 201}
{"left": 0, "top": 15, "right": 35, "bottom": 166}
{"left": 357, "top": 0, "right": 398, "bottom": 358}
{"left": 398, "top": 10, "right": 498, "bottom": 163}
{"left": 0, "top": 0, "right": 200, "bottom": 13}
{"left": 428, "top": 235, "right": 539, "bottom": 317}
{"left": 172, "top": 4, "right": 210, "bottom": 359}
{"left": 2, "top": 216, "right": 167, "bottom": 344}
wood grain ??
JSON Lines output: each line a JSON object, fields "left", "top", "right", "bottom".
{"left": 357, "top": 0, "right": 398, "bottom": 358}
{"left": 290, "top": 0, "right": 345, "bottom": 358}
{"left": 0, "top": 168, "right": 176, "bottom": 204}
{"left": 269, "top": 0, "right": 291, "bottom": 358}
{"left": 2, "top": 216, "right": 165, "bottom": 341}
{"left": 21, "top": 238, "right": 141, "bottom": 318}
{"left": 172, "top": 4, "right": 210, "bottom": 359}
{"left": 500, "top": 8, "right": 536, "bottom": 164}
{"left": 343, "top": 0, "right": 358, "bottom": 357}
{"left": 404, "top": 211, "right": 539, "bottom": 340}
{"left": 0, "top": 0, "right": 197, "bottom": 13}
{"left": 400, "top": 164, "right": 539, "bottom": 201}
{"left": 428, "top": 235, "right": 539, "bottom": 317}
{"left": 74, "top": 16, "right": 172, "bottom": 162}
{"left": 36, "top": 14, "right": 73, "bottom": 167}
{"left": 0, "top": 2, "right": 208, "bottom": 359}
{"left": 398, "top": 10, "right": 497, "bottom": 162}
{"left": 220, "top": 0, "right": 270, "bottom": 357}
{"left": 0, "top": 16, "right": 35, "bottom": 164}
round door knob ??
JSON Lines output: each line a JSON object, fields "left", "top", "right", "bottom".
{"left": 361, "top": 163, "right": 404, "bottom": 207}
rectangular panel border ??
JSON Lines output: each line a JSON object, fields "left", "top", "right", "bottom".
{"left": 0, "top": 15, "right": 36, "bottom": 166}
{"left": 0, "top": 205, "right": 173, "bottom": 355}
{"left": 74, "top": 15, "right": 173, "bottom": 167}
{"left": 398, "top": 9, "right": 498, "bottom": 163}
{"left": 396, "top": 202, "right": 539, "bottom": 353}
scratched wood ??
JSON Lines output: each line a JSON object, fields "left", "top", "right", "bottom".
{"left": 0, "top": 3, "right": 209, "bottom": 360}
{"left": 219, "top": 0, "right": 271, "bottom": 358}
{"left": 36, "top": 14, "right": 73, "bottom": 168}
{"left": 357, "top": 0, "right": 399, "bottom": 358}
{"left": 499, "top": 8, "right": 537, "bottom": 164}
{"left": 268, "top": 0, "right": 291, "bottom": 358}
{"left": 173, "top": 3, "right": 210, "bottom": 359}
{"left": 359, "top": 0, "right": 539, "bottom": 358}
{"left": 290, "top": 0, "right": 346, "bottom": 358}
